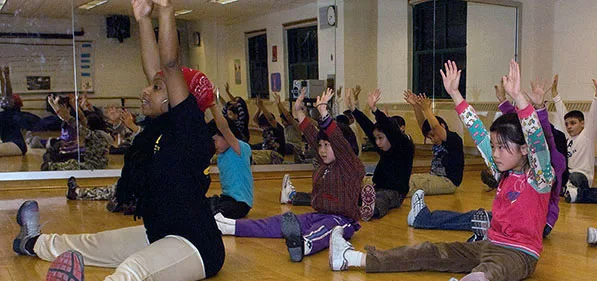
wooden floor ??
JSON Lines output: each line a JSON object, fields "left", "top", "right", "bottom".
{"left": 1, "top": 170, "right": 597, "bottom": 281}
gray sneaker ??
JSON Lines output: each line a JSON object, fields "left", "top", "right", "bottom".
{"left": 587, "top": 227, "right": 597, "bottom": 245}
{"left": 471, "top": 208, "right": 490, "bottom": 241}
{"left": 13, "top": 200, "right": 41, "bottom": 256}
{"left": 281, "top": 212, "right": 303, "bottom": 262}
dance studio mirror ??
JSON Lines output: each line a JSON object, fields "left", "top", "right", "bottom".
{"left": 0, "top": 0, "right": 519, "bottom": 180}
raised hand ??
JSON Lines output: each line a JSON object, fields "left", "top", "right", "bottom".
{"left": 354, "top": 85, "right": 362, "bottom": 98}
{"left": 502, "top": 59, "right": 527, "bottom": 109}
{"left": 403, "top": 89, "right": 419, "bottom": 106}
{"left": 593, "top": 79, "right": 597, "bottom": 97}
{"left": 528, "top": 77, "right": 548, "bottom": 108}
{"left": 48, "top": 95, "right": 70, "bottom": 121}
{"left": 337, "top": 86, "right": 343, "bottom": 98}
{"left": 440, "top": 60, "right": 462, "bottom": 96}
{"left": 151, "top": 0, "right": 171, "bottom": 7}
{"left": 416, "top": 93, "right": 432, "bottom": 112}
{"left": 344, "top": 88, "right": 355, "bottom": 111}
{"left": 551, "top": 74, "right": 559, "bottom": 98}
{"left": 495, "top": 81, "right": 506, "bottom": 103}
{"left": 2, "top": 66, "right": 9, "bottom": 76}
{"left": 294, "top": 88, "right": 307, "bottom": 113}
{"left": 132, "top": 0, "right": 153, "bottom": 21}
{"left": 367, "top": 89, "right": 382, "bottom": 112}
{"left": 315, "top": 88, "right": 334, "bottom": 108}
{"left": 272, "top": 92, "right": 281, "bottom": 104}
{"left": 120, "top": 109, "right": 137, "bottom": 130}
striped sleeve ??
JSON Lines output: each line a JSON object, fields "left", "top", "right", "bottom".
{"left": 455, "top": 100, "right": 500, "bottom": 182}
{"left": 517, "top": 105, "right": 555, "bottom": 193}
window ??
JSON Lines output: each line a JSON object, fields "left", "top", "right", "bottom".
{"left": 247, "top": 33, "right": 269, "bottom": 99}
{"left": 286, "top": 25, "right": 318, "bottom": 98}
{"left": 413, "top": 0, "right": 467, "bottom": 99}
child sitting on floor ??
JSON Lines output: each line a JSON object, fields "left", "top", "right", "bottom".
{"left": 328, "top": 60, "right": 554, "bottom": 281}
{"left": 208, "top": 93, "right": 254, "bottom": 219}
{"left": 215, "top": 88, "right": 365, "bottom": 263}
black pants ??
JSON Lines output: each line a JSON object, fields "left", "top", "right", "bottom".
{"left": 210, "top": 194, "right": 251, "bottom": 219}
{"left": 568, "top": 172, "right": 597, "bottom": 203}
{"left": 373, "top": 189, "right": 405, "bottom": 219}
{"left": 292, "top": 192, "right": 312, "bottom": 206}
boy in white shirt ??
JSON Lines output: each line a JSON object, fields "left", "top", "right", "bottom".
{"left": 552, "top": 75, "right": 597, "bottom": 203}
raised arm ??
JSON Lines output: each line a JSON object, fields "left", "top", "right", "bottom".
{"left": 209, "top": 92, "right": 240, "bottom": 155}
{"left": 503, "top": 59, "right": 554, "bottom": 192}
{"left": 293, "top": 88, "right": 307, "bottom": 124}
{"left": 3, "top": 66, "right": 12, "bottom": 97}
{"left": 587, "top": 79, "right": 597, "bottom": 139}
{"left": 416, "top": 94, "right": 447, "bottom": 142}
{"left": 252, "top": 105, "right": 262, "bottom": 126}
{"left": 551, "top": 75, "right": 569, "bottom": 138}
{"left": 348, "top": 87, "right": 375, "bottom": 143}
{"left": 154, "top": 0, "right": 187, "bottom": 107}
{"left": 404, "top": 89, "right": 426, "bottom": 130}
{"left": 256, "top": 97, "right": 277, "bottom": 128}
{"left": 273, "top": 92, "right": 299, "bottom": 128}
{"left": 132, "top": 0, "right": 160, "bottom": 83}
{"left": 224, "top": 82, "right": 235, "bottom": 102}
{"left": 496, "top": 79, "right": 516, "bottom": 114}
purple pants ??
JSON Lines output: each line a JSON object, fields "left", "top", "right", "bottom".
{"left": 236, "top": 212, "right": 360, "bottom": 255}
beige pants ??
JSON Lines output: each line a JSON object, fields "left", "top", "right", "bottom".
{"left": 407, "top": 173, "right": 457, "bottom": 197}
{"left": 0, "top": 142, "right": 22, "bottom": 156}
{"left": 34, "top": 225, "right": 206, "bottom": 281}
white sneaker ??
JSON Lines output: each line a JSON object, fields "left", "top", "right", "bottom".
{"left": 407, "top": 190, "right": 426, "bottom": 226}
{"left": 280, "top": 174, "right": 296, "bottom": 204}
{"left": 329, "top": 227, "right": 353, "bottom": 271}
{"left": 587, "top": 227, "right": 597, "bottom": 245}
{"left": 565, "top": 187, "right": 578, "bottom": 203}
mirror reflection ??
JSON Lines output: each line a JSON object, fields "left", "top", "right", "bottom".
{"left": 0, "top": 0, "right": 520, "bottom": 176}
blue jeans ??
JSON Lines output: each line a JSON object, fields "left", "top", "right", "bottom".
{"left": 413, "top": 207, "right": 492, "bottom": 231}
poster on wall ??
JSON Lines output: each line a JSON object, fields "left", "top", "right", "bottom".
{"left": 234, "top": 59, "right": 241, "bottom": 85}
{"left": 270, "top": 73, "right": 281, "bottom": 92}
{"left": 272, "top": 45, "right": 278, "bottom": 62}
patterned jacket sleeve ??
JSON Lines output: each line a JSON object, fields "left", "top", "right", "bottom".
{"left": 455, "top": 101, "right": 500, "bottom": 182}
{"left": 517, "top": 105, "right": 555, "bottom": 193}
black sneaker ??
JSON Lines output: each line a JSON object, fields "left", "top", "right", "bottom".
{"left": 106, "top": 197, "right": 122, "bottom": 213}
{"left": 471, "top": 208, "right": 490, "bottom": 241}
{"left": 543, "top": 224, "right": 553, "bottom": 238}
{"left": 480, "top": 169, "right": 498, "bottom": 190}
{"left": 281, "top": 212, "right": 304, "bottom": 262}
{"left": 66, "top": 177, "right": 78, "bottom": 200}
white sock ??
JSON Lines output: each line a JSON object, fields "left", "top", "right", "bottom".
{"left": 214, "top": 213, "right": 236, "bottom": 225}
{"left": 216, "top": 220, "right": 236, "bottom": 235}
{"left": 344, "top": 249, "right": 365, "bottom": 267}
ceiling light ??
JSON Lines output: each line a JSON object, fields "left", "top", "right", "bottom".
{"left": 210, "top": 0, "right": 239, "bottom": 4}
{"left": 0, "top": 0, "right": 7, "bottom": 11}
{"left": 78, "top": 0, "right": 108, "bottom": 10}
{"left": 174, "top": 9, "right": 193, "bottom": 16}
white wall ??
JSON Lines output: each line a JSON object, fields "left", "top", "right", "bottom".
{"left": 553, "top": 0, "right": 597, "bottom": 100}
{"left": 377, "top": 0, "right": 409, "bottom": 103}
{"left": 466, "top": 2, "right": 517, "bottom": 102}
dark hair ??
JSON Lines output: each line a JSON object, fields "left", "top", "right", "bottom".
{"left": 208, "top": 118, "right": 243, "bottom": 140}
{"left": 316, "top": 129, "right": 329, "bottom": 142}
{"left": 489, "top": 113, "right": 525, "bottom": 153}
{"left": 342, "top": 110, "right": 354, "bottom": 119}
{"left": 564, "top": 110, "right": 584, "bottom": 122}
{"left": 227, "top": 106, "right": 239, "bottom": 115}
{"left": 335, "top": 114, "right": 350, "bottom": 125}
{"left": 86, "top": 112, "right": 107, "bottom": 131}
{"left": 258, "top": 113, "right": 275, "bottom": 127}
{"left": 421, "top": 116, "right": 448, "bottom": 137}
{"left": 391, "top": 115, "right": 406, "bottom": 128}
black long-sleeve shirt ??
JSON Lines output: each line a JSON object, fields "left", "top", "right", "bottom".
{"left": 352, "top": 108, "right": 414, "bottom": 195}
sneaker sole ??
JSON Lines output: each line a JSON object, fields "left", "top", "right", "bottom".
{"left": 281, "top": 212, "right": 303, "bottom": 262}
{"left": 46, "top": 250, "right": 84, "bottom": 281}
{"left": 13, "top": 201, "right": 38, "bottom": 255}
{"left": 360, "top": 185, "right": 375, "bottom": 221}
{"left": 471, "top": 209, "right": 490, "bottom": 240}
{"left": 280, "top": 174, "right": 291, "bottom": 204}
